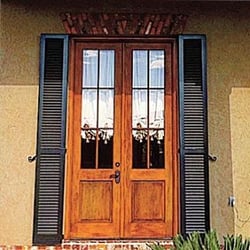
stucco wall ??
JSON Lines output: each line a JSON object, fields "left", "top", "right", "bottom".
{"left": 230, "top": 88, "right": 250, "bottom": 235}
{"left": 1, "top": 0, "right": 250, "bottom": 245}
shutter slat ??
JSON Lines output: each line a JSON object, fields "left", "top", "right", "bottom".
{"left": 179, "top": 35, "right": 209, "bottom": 235}
{"left": 33, "top": 35, "right": 68, "bottom": 245}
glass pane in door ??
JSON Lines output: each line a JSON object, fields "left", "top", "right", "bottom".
{"left": 132, "top": 50, "right": 165, "bottom": 169}
{"left": 81, "top": 49, "right": 115, "bottom": 169}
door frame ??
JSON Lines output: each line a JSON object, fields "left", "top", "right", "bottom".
{"left": 64, "top": 36, "right": 179, "bottom": 239}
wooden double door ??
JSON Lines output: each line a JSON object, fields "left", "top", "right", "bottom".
{"left": 66, "top": 39, "right": 178, "bottom": 239}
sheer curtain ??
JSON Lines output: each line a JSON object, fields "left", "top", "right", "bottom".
{"left": 81, "top": 49, "right": 165, "bottom": 141}
{"left": 81, "top": 50, "right": 114, "bottom": 140}
{"left": 132, "top": 50, "right": 165, "bottom": 132}
{"left": 149, "top": 50, "right": 164, "bottom": 129}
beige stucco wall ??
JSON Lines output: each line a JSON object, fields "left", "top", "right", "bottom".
{"left": 230, "top": 88, "right": 250, "bottom": 235}
{"left": 0, "top": 86, "right": 38, "bottom": 244}
{"left": 1, "top": 0, "right": 250, "bottom": 245}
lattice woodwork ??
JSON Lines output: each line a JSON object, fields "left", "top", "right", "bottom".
{"left": 60, "top": 13, "right": 188, "bottom": 36}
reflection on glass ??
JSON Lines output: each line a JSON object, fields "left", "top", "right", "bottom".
{"left": 133, "top": 133, "right": 147, "bottom": 169}
{"left": 133, "top": 50, "right": 148, "bottom": 88}
{"left": 149, "top": 50, "right": 165, "bottom": 88}
{"left": 150, "top": 131, "right": 164, "bottom": 168}
{"left": 81, "top": 137, "right": 96, "bottom": 168}
{"left": 81, "top": 49, "right": 115, "bottom": 169}
{"left": 132, "top": 49, "right": 165, "bottom": 169}
{"left": 83, "top": 50, "right": 98, "bottom": 87}
{"left": 98, "top": 90, "right": 114, "bottom": 129}
{"left": 98, "top": 136, "right": 113, "bottom": 168}
{"left": 100, "top": 50, "right": 114, "bottom": 87}
{"left": 149, "top": 90, "right": 164, "bottom": 128}
{"left": 132, "top": 90, "right": 147, "bottom": 128}
{"left": 81, "top": 90, "right": 97, "bottom": 129}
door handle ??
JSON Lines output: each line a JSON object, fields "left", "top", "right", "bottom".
{"left": 110, "top": 170, "right": 120, "bottom": 184}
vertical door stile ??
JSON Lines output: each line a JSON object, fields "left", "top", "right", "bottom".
{"left": 64, "top": 37, "right": 75, "bottom": 239}
{"left": 122, "top": 42, "right": 131, "bottom": 236}
{"left": 70, "top": 41, "right": 83, "bottom": 236}
{"left": 114, "top": 43, "right": 123, "bottom": 236}
{"left": 165, "top": 44, "right": 173, "bottom": 232}
{"left": 171, "top": 40, "right": 180, "bottom": 236}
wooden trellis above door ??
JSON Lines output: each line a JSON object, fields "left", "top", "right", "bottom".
{"left": 60, "top": 13, "right": 188, "bottom": 36}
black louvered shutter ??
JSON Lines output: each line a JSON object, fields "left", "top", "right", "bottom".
{"left": 178, "top": 35, "right": 209, "bottom": 235}
{"left": 33, "top": 35, "right": 69, "bottom": 245}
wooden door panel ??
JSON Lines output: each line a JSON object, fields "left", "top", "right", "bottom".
{"left": 79, "top": 181, "right": 113, "bottom": 222}
{"left": 70, "top": 176, "right": 120, "bottom": 238}
{"left": 124, "top": 175, "right": 172, "bottom": 237}
{"left": 70, "top": 179, "right": 120, "bottom": 238}
{"left": 131, "top": 181, "right": 165, "bottom": 222}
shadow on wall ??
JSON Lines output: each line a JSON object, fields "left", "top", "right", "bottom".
{"left": 229, "top": 87, "right": 250, "bottom": 236}
{"left": 206, "top": 9, "right": 250, "bottom": 234}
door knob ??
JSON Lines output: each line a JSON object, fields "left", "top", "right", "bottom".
{"left": 110, "top": 170, "right": 120, "bottom": 184}
{"left": 115, "top": 162, "right": 120, "bottom": 167}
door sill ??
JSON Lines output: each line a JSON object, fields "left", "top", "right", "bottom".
{"left": 62, "top": 239, "right": 174, "bottom": 249}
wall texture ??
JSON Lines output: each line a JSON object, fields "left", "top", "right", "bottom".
{"left": 230, "top": 88, "right": 250, "bottom": 235}
{"left": 1, "top": 0, "right": 250, "bottom": 245}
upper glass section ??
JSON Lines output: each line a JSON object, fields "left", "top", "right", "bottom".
{"left": 132, "top": 50, "right": 164, "bottom": 88}
{"left": 81, "top": 49, "right": 115, "bottom": 169}
{"left": 83, "top": 50, "right": 114, "bottom": 88}
{"left": 132, "top": 49, "right": 165, "bottom": 169}
{"left": 82, "top": 50, "right": 115, "bottom": 129}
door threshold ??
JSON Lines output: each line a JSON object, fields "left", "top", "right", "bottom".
{"left": 62, "top": 239, "right": 173, "bottom": 248}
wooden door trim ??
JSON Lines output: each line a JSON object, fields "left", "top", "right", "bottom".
{"left": 171, "top": 41, "right": 179, "bottom": 236}
{"left": 70, "top": 36, "right": 176, "bottom": 44}
{"left": 64, "top": 37, "right": 76, "bottom": 239}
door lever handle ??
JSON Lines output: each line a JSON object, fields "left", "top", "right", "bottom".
{"left": 110, "top": 170, "right": 120, "bottom": 184}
